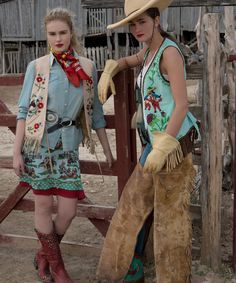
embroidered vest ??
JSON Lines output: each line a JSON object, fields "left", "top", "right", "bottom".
{"left": 24, "top": 54, "right": 95, "bottom": 154}
{"left": 141, "top": 38, "right": 199, "bottom": 144}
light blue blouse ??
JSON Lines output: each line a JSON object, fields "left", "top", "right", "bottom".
{"left": 17, "top": 52, "right": 106, "bottom": 151}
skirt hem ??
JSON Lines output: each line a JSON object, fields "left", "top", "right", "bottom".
{"left": 20, "top": 181, "right": 86, "bottom": 200}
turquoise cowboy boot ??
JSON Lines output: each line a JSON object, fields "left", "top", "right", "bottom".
{"left": 123, "top": 213, "right": 153, "bottom": 283}
{"left": 123, "top": 255, "right": 145, "bottom": 283}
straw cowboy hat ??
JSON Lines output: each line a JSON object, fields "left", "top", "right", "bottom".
{"left": 107, "top": 0, "right": 173, "bottom": 29}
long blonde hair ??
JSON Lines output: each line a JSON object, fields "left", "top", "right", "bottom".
{"left": 44, "top": 7, "right": 80, "bottom": 52}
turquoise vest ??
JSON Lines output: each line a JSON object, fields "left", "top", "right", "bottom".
{"left": 140, "top": 38, "right": 199, "bottom": 144}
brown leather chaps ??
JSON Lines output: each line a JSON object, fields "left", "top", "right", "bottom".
{"left": 97, "top": 154, "right": 195, "bottom": 283}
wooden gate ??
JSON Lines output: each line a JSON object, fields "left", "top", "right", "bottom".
{"left": 0, "top": 69, "right": 136, "bottom": 244}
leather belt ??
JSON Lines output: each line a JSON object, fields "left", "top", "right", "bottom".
{"left": 47, "top": 118, "right": 76, "bottom": 134}
{"left": 139, "top": 125, "right": 198, "bottom": 158}
{"left": 179, "top": 126, "right": 198, "bottom": 157}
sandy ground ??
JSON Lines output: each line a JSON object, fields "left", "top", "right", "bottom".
{"left": 0, "top": 84, "right": 235, "bottom": 283}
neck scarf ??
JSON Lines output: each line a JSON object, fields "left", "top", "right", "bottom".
{"left": 53, "top": 49, "right": 90, "bottom": 87}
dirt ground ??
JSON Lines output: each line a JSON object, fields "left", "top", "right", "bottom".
{"left": 0, "top": 84, "right": 236, "bottom": 283}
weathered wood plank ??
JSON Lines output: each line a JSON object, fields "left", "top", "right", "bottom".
{"left": 189, "top": 105, "right": 202, "bottom": 120}
{"left": 0, "top": 114, "right": 17, "bottom": 127}
{"left": 224, "top": 7, "right": 236, "bottom": 271}
{"left": 186, "top": 64, "right": 203, "bottom": 79}
{"left": 200, "top": 13, "right": 223, "bottom": 271}
{"left": 0, "top": 100, "right": 16, "bottom": 134}
{"left": 82, "top": 0, "right": 236, "bottom": 8}
{"left": 0, "top": 234, "right": 101, "bottom": 256}
{"left": 192, "top": 154, "right": 201, "bottom": 165}
{"left": 0, "top": 198, "right": 116, "bottom": 220}
{"left": 0, "top": 183, "right": 30, "bottom": 223}
{"left": 0, "top": 197, "right": 202, "bottom": 220}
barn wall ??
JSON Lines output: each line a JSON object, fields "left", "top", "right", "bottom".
{"left": 34, "top": 0, "right": 84, "bottom": 41}
{"left": 0, "top": 1, "right": 233, "bottom": 41}
{"left": 0, "top": 0, "right": 84, "bottom": 41}
{"left": 0, "top": 0, "right": 34, "bottom": 40}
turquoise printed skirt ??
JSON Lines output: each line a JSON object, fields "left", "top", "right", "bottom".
{"left": 20, "top": 139, "right": 85, "bottom": 199}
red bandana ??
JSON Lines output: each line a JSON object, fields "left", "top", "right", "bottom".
{"left": 53, "top": 49, "right": 90, "bottom": 87}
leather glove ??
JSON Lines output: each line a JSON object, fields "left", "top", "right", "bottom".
{"left": 143, "top": 132, "right": 184, "bottom": 174}
{"left": 98, "top": 59, "right": 119, "bottom": 104}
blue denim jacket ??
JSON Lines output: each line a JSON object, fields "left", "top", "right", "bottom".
{"left": 17, "top": 53, "right": 106, "bottom": 151}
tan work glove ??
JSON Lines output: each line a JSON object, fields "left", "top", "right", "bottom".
{"left": 98, "top": 59, "right": 119, "bottom": 104}
{"left": 143, "top": 132, "right": 184, "bottom": 174}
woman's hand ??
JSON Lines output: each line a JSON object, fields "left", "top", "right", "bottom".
{"left": 95, "top": 128, "right": 114, "bottom": 168}
{"left": 13, "top": 153, "right": 25, "bottom": 176}
{"left": 104, "top": 151, "right": 115, "bottom": 168}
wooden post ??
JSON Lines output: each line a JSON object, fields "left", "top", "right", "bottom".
{"left": 114, "top": 32, "right": 119, "bottom": 60}
{"left": 224, "top": 7, "right": 236, "bottom": 170}
{"left": 113, "top": 69, "right": 137, "bottom": 198}
{"left": 200, "top": 13, "right": 223, "bottom": 271}
{"left": 224, "top": 6, "right": 236, "bottom": 271}
{"left": 234, "top": 111, "right": 236, "bottom": 272}
{"left": 2, "top": 43, "right": 5, "bottom": 74}
{"left": 0, "top": 40, "right": 2, "bottom": 74}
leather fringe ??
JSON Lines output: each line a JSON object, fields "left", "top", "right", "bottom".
{"left": 166, "top": 142, "right": 184, "bottom": 172}
{"left": 85, "top": 138, "right": 96, "bottom": 154}
{"left": 23, "top": 137, "right": 40, "bottom": 155}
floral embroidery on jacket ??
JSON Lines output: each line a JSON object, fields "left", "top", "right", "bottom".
{"left": 144, "top": 87, "right": 166, "bottom": 116}
{"left": 143, "top": 61, "right": 169, "bottom": 132}
{"left": 28, "top": 94, "right": 44, "bottom": 117}
{"left": 26, "top": 73, "right": 47, "bottom": 135}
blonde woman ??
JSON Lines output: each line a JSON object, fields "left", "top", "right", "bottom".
{"left": 13, "top": 7, "right": 113, "bottom": 283}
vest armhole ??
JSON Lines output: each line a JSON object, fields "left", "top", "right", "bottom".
{"left": 158, "top": 44, "right": 185, "bottom": 83}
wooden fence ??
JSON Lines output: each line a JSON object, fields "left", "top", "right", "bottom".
{"left": 0, "top": 69, "right": 137, "bottom": 244}
{"left": 1, "top": 44, "right": 141, "bottom": 73}
{"left": 87, "top": 8, "right": 108, "bottom": 34}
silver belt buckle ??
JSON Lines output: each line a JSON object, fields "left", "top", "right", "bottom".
{"left": 61, "top": 117, "right": 73, "bottom": 127}
{"left": 46, "top": 111, "right": 59, "bottom": 123}
{"left": 64, "top": 120, "right": 72, "bottom": 127}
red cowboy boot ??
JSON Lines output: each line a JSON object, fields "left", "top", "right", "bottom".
{"left": 34, "top": 233, "right": 64, "bottom": 283}
{"left": 34, "top": 248, "right": 52, "bottom": 283}
{"left": 35, "top": 229, "right": 73, "bottom": 283}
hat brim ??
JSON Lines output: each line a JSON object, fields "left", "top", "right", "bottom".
{"left": 107, "top": 0, "right": 173, "bottom": 29}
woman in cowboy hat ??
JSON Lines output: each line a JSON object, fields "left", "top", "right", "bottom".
{"left": 97, "top": 0, "right": 200, "bottom": 282}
